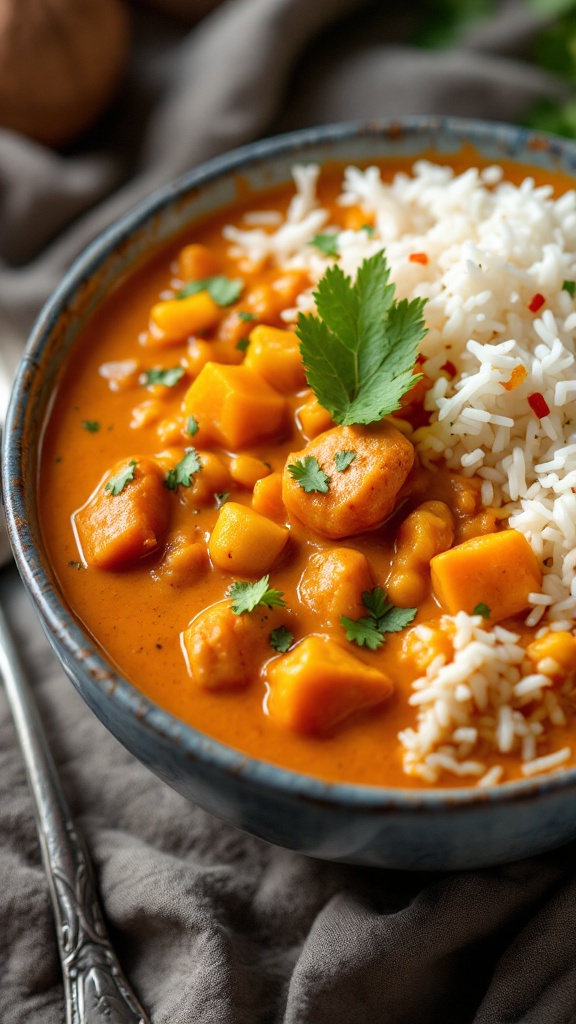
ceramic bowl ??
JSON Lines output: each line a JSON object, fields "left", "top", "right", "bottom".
{"left": 6, "top": 116, "right": 576, "bottom": 871}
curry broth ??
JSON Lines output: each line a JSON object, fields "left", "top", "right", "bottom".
{"left": 38, "top": 154, "right": 576, "bottom": 787}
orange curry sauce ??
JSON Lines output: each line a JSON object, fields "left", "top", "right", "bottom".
{"left": 38, "top": 153, "right": 576, "bottom": 788}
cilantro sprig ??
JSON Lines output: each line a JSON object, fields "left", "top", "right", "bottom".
{"left": 309, "top": 233, "right": 340, "bottom": 257}
{"left": 287, "top": 456, "right": 330, "bottom": 493}
{"left": 141, "top": 366, "right": 185, "bottom": 388}
{"left": 296, "top": 250, "right": 427, "bottom": 425}
{"left": 176, "top": 275, "right": 243, "bottom": 306}
{"left": 335, "top": 450, "right": 356, "bottom": 472}
{"left": 229, "top": 575, "right": 286, "bottom": 615}
{"left": 269, "top": 625, "right": 294, "bottom": 653}
{"left": 341, "top": 586, "right": 417, "bottom": 651}
{"left": 165, "top": 448, "right": 202, "bottom": 490}
{"left": 105, "top": 460, "right": 137, "bottom": 496}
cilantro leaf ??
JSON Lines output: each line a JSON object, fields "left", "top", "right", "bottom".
{"left": 563, "top": 279, "right": 576, "bottom": 297}
{"left": 238, "top": 311, "right": 255, "bottom": 322}
{"left": 105, "top": 460, "right": 137, "bottom": 496}
{"left": 186, "top": 415, "right": 199, "bottom": 436}
{"left": 341, "top": 586, "right": 417, "bottom": 649}
{"left": 229, "top": 575, "right": 286, "bottom": 615}
{"left": 334, "top": 449, "right": 356, "bottom": 472}
{"left": 269, "top": 625, "right": 294, "bottom": 653}
{"left": 164, "top": 448, "right": 202, "bottom": 490}
{"left": 472, "top": 602, "right": 491, "bottom": 619}
{"left": 309, "top": 233, "right": 340, "bottom": 257}
{"left": 82, "top": 420, "right": 100, "bottom": 433}
{"left": 287, "top": 456, "right": 330, "bottom": 493}
{"left": 142, "top": 366, "right": 185, "bottom": 388}
{"left": 236, "top": 337, "right": 250, "bottom": 352}
{"left": 176, "top": 275, "right": 243, "bottom": 306}
{"left": 296, "top": 250, "right": 426, "bottom": 425}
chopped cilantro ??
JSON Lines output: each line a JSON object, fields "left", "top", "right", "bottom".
{"left": 236, "top": 337, "right": 250, "bottom": 352}
{"left": 82, "top": 420, "right": 100, "bottom": 433}
{"left": 164, "top": 448, "right": 202, "bottom": 490}
{"left": 334, "top": 450, "right": 356, "bottom": 472}
{"left": 142, "top": 366, "right": 185, "bottom": 388}
{"left": 269, "top": 625, "right": 294, "bottom": 653}
{"left": 105, "top": 460, "right": 137, "bottom": 496}
{"left": 214, "top": 491, "right": 230, "bottom": 509}
{"left": 309, "top": 233, "right": 340, "bottom": 257}
{"left": 238, "top": 311, "right": 255, "bottom": 322}
{"left": 361, "top": 224, "right": 375, "bottom": 236}
{"left": 296, "top": 250, "right": 426, "bottom": 426}
{"left": 287, "top": 456, "right": 330, "bottom": 493}
{"left": 229, "top": 575, "right": 286, "bottom": 615}
{"left": 341, "top": 586, "right": 417, "bottom": 651}
{"left": 176, "top": 275, "right": 243, "bottom": 306}
{"left": 472, "top": 602, "right": 491, "bottom": 619}
{"left": 563, "top": 279, "right": 576, "bottom": 297}
{"left": 186, "top": 415, "right": 199, "bottom": 436}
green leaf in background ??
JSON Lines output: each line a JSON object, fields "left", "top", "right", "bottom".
{"left": 411, "top": 0, "right": 495, "bottom": 49}
{"left": 528, "top": 0, "right": 576, "bottom": 16}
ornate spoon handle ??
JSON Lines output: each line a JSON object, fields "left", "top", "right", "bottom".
{"left": 0, "top": 598, "right": 151, "bottom": 1024}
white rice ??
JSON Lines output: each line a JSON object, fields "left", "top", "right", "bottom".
{"left": 224, "top": 160, "right": 576, "bottom": 784}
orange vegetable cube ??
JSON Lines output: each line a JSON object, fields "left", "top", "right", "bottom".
{"left": 177, "top": 243, "right": 221, "bottom": 281}
{"left": 252, "top": 473, "right": 285, "bottom": 522}
{"left": 526, "top": 631, "right": 576, "bottom": 681}
{"left": 149, "top": 291, "right": 221, "bottom": 344}
{"left": 160, "top": 539, "right": 208, "bottom": 586}
{"left": 266, "top": 635, "right": 393, "bottom": 735}
{"left": 297, "top": 391, "right": 334, "bottom": 439}
{"left": 387, "top": 501, "right": 454, "bottom": 607}
{"left": 430, "top": 529, "right": 542, "bottom": 622}
{"left": 182, "top": 600, "right": 273, "bottom": 691}
{"left": 73, "top": 457, "right": 170, "bottom": 570}
{"left": 299, "top": 548, "right": 375, "bottom": 626}
{"left": 244, "top": 325, "right": 306, "bottom": 394}
{"left": 209, "top": 502, "right": 288, "bottom": 574}
{"left": 229, "top": 455, "right": 271, "bottom": 489}
{"left": 183, "top": 337, "right": 244, "bottom": 378}
{"left": 282, "top": 422, "right": 414, "bottom": 539}
{"left": 184, "top": 362, "right": 288, "bottom": 449}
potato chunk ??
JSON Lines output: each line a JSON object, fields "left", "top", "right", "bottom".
{"left": 182, "top": 600, "right": 272, "bottom": 691}
{"left": 266, "top": 635, "right": 393, "bottom": 735}
{"left": 430, "top": 529, "right": 542, "bottom": 622}
{"left": 74, "top": 457, "right": 170, "bottom": 570}
{"left": 184, "top": 362, "right": 288, "bottom": 449}
{"left": 282, "top": 422, "right": 414, "bottom": 539}
{"left": 526, "top": 631, "right": 576, "bottom": 681}
{"left": 299, "top": 548, "right": 375, "bottom": 626}
{"left": 244, "top": 325, "right": 306, "bottom": 394}
{"left": 387, "top": 501, "right": 454, "bottom": 607}
{"left": 209, "top": 502, "right": 289, "bottom": 575}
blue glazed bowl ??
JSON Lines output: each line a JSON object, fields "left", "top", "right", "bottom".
{"left": 6, "top": 115, "right": 576, "bottom": 870}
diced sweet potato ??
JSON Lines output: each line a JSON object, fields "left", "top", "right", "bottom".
{"left": 299, "top": 548, "right": 375, "bottom": 626}
{"left": 296, "top": 391, "right": 334, "bottom": 439}
{"left": 401, "top": 621, "right": 454, "bottom": 673}
{"left": 74, "top": 457, "right": 170, "bottom": 570}
{"left": 149, "top": 292, "right": 221, "bottom": 345}
{"left": 209, "top": 502, "right": 289, "bottom": 574}
{"left": 282, "top": 422, "right": 414, "bottom": 539}
{"left": 182, "top": 600, "right": 272, "bottom": 691}
{"left": 244, "top": 325, "right": 306, "bottom": 394}
{"left": 266, "top": 635, "right": 393, "bottom": 735}
{"left": 252, "top": 473, "right": 285, "bottom": 522}
{"left": 387, "top": 501, "right": 454, "bottom": 607}
{"left": 184, "top": 362, "right": 288, "bottom": 449}
{"left": 229, "top": 455, "right": 271, "bottom": 489}
{"left": 160, "top": 539, "right": 208, "bottom": 586}
{"left": 430, "top": 529, "right": 542, "bottom": 622}
{"left": 177, "top": 243, "right": 221, "bottom": 281}
{"left": 526, "top": 631, "right": 576, "bottom": 681}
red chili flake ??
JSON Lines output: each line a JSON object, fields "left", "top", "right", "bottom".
{"left": 528, "top": 293, "right": 546, "bottom": 313}
{"left": 441, "top": 360, "right": 457, "bottom": 377}
{"left": 528, "top": 392, "right": 550, "bottom": 418}
{"left": 409, "top": 252, "right": 429, "bottom": 265}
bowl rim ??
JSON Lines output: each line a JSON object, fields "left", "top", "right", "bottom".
{"left": 6, "top": 112, "right": 576, "bottom": 813}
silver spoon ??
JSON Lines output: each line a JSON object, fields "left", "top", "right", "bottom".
{"left": 0, "top": 352, "right": 151, "bottom": 1023}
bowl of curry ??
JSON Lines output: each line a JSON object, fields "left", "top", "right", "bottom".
{"left": 6, "top": 116, "right": 576, "bottom": 869}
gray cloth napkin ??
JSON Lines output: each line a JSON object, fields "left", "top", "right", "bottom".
{"left": 2, "top": 1, "right": 576, "bottom": 1021}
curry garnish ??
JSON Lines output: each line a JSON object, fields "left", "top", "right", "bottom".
{"left": 104, "top": 460, "right": 137, "bottom": 496}
{"left": 309, "top": 232, "right": 340, "bottom": 257}
{"left": 269, "top": 626, "right": 294, "bottom": 653}
{"left": 164, "top": 448, "right": 202, "bottom": 490}
{"left": 473, "top": 602, "right": 491, "bottom": 619}
{"left": 141, "top": 366, "right": 185, "bottom": 388}
{"left": 82, "top": 420, "right": 100, "bottom": 432}
{"left": 186, "top": 415, "right": 199, "bottom": 436}
{"left": 334, "top": 450, "right": 356, "bottom": 472}
{"left": 287, "top": 456, "right": 330, "bottom": 493}
{"left": 296, "top": 250, "right": 426, "bottom": 425}
{"left": 229, "top": 575, "right": 286, "bottom": 615}
{"left": 341, "top": 586, "right": 417, "bottom": 651}
{"left": 176, "top": 274, "right": 243, "bottom": 306}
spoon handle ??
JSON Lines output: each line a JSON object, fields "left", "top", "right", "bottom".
{"left": 0, "top": 599, "right": 150, "bottom": 1024}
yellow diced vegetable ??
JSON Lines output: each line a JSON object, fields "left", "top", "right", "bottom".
{"left": 182, "top": 600, "right": 271, "bottom": 691}
{"left": 244, "top": 325, "right": 306, "bottom": 394}
{"left": 430, "top": 529, "right": 542, "bottom": 622}
{"left": 299, "top": 548, "right": 374, "bottom": 626}
{"left": 177, "top": 243, "right": 221, "bottom": 281}
{"left": 526, "top": 631, "right": 576, "bottom": 681}
{"left": 266, "top": 635, "right": 393, "bottom": 735}
{"left": 387, "top": 501, "right": 454, "bottom": 607}
{"left": 149, "top": 291, "right": 221, "bottom": 344}
{"left": 229, "top": 455, "right": 271, "bottom": 489}
{"left": 184, "top": 362, "right": 288, "bottom": 449}
{"left": 297, "top": 391, "right": 334, "bottom": 439}
{"left": 252, "top": 473, "right": 285, "bottom": 522}
{"left": 209, "top": 502, "right": 288, "bottom": 574}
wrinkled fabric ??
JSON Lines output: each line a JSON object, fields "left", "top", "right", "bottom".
{"left": 2, "top": 1, "right": 576, "bottom": 1021}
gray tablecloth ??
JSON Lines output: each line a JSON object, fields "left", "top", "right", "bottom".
{"left": 2, "top": 2, "right": 576, "bottom": 1021}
